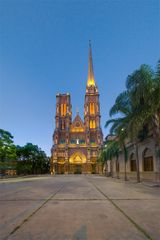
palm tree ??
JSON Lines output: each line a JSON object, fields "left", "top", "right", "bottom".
{"left": 105, "top": 119, "right": 128, "bottom": 181}
{"left": 106, "top": 65, "right": 155, "bottom": 182}
{"left": 126, "top": 63, "right": 160, "bottom": 182}
{"left": 97, "top": 150, "right": 107, "bottom": 174}
{"left": 106, "top": 62, "right": 160, "bottom": 183}
{"left": 105, "top": 91, "right": 141, "bottom": 182}
{"left": 104, "top": 140, "right": 120, "bottom": 179}
{"left": 148, "top": 61, "right": 160, "bottom": 181}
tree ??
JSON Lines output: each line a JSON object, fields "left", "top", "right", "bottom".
{"left": 0, "top": 129, "right": 50, "bottom": 175}
{"left": 150, "top": 61, "right": 160, "bottom": 181}
{"left": 106, "top": 65, "right": 152, "bottom": 182}
{"left": 16, "top": 143, "right": 50, "bottom": 175}
{"left": 103, "top": 140, "right": 120, "bottom": 178}
{"left": 105, "top": 90, "right": 139, "bottom": 181}
{"left": 126, "top": 63, "right": 160, "bottom": 182}
{"left": 97, "top": 149, "right": 107, "bottom": 174}
{"left": 0, "top": 129, "right": 17, "bottom": 174}
{"left": 106, "top": 61, "right": 160, "bottom": 183}
{"left": 105, "top": 118, "right": 129, "bottom": 181}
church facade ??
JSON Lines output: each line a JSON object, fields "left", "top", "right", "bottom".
{"left": 50, "top": 44, "right": 103, "bottom": 174}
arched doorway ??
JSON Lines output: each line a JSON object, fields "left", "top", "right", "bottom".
{"left": 143, "top": 148, "right": 154, "bottom": 171}
{"left": 69, "top": 152, "right": 87, "bottom": 174}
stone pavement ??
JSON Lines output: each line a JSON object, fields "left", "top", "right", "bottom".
{"left": 0, "top": 175, "right": 160, "bottom": 240}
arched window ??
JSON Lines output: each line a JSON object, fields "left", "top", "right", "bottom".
{"left": 90, "top": 120, "right": 93, "bottom": 129}
{"left": 130, "top": 153, "right": 136, "bottom": 172}
{"left": 60, "top": 104, "right": 67, "bottom": 116}
{"left": 89, "top": 103, "right": 95, "bottom": 115}
{"left": 63, "top": 104, "right": 66, "bottom": 115}
{"left": 93, "top": 120, "right": 96, "bottom": 128}
{"left": 90, "top": 120, "right": 96, "bottom": 129}
{"left": 61, "top": 104, "right": 63, "bottom": 116}
{"left": 143, "top": 148, "right": 154, "bottom": 171}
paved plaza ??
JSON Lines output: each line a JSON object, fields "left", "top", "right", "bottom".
{"left": 0, "top": 175, "right": 160, "bottom": 240}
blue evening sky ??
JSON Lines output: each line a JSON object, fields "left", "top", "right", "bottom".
{"left": 0, "top": 0, "right": 159, "bottom": 155}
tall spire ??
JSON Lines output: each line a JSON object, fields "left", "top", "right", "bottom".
{"left": 87, "top": 40, "right": 95, "bottom": 87}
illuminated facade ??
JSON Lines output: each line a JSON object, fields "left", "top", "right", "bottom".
{"left": 51, "top": 43, "right": 103, "bottom": 174}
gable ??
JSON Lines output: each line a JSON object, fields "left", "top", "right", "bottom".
{"left": 70, "top": 115, "right": 85, "bottom": 132}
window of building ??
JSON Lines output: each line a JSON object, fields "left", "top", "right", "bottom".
{"left": 130, "top": 153, "right": 136, "bottom": 172}
{"left": 63, "top": 104, "right": 66, "bottom": 115}
{"left": 61, "top": 104, "right": 63, "bottom": 116}
{"left": 60, "top": 104, "right": 67, "bottom": 116}
{"left": 143, "top": 148, "right": 154, "bottom": 171}
{"left": 90, "top": 120, "right": 96, "bottom": 129}
{"left": 89, "top": 103, "right": 95, "bottom": 115}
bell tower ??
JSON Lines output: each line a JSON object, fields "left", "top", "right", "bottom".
{"left": 84, "top": 42, "right": 102, "bottom": 145}
{"left": 53, "top": 93, "right": 72, "bottom": 148}
{"left": 55, "top": 93, "right": 72, "bottom": 131}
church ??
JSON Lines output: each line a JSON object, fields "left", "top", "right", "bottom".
{"left": 50, "top": 43, "right": 103, "bottom": 174}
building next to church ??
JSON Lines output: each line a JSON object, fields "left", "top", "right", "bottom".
{"left": 50, "top": 43, "right": 103, "bottom": 174}
{"left": 105, "top": 134, "right": 160, "bottom": 181}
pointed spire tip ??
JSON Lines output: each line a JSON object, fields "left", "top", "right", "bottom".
{"left": 87, "top": 41, "right": 95, "bottom": 87}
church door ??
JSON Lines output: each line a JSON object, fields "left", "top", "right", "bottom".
{"left": 74, "top": 165, "right": 82, "bottom": 174}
